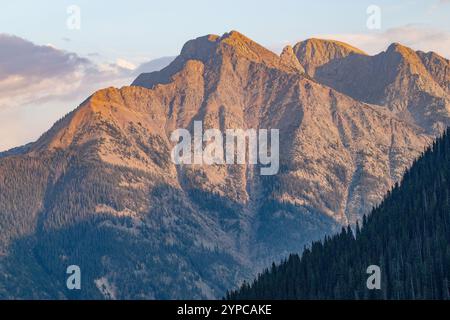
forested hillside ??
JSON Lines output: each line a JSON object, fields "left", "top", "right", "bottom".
{"left": 228, "top": 129, "right": 450, "bottom": 299}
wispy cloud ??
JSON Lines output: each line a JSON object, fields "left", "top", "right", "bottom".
{"left": 0, "top": 34, "right": 134, "bottom": 110}
{"left": 313, "top": 25, "right": 450, "bottom": 58}
{"left": 0, "top": 34, "right": 175, "bottom": 151}
{"left": 0, "top": 34, "right": 133, "bottom": 151}
{"left": 116, "top": 58, "right": 137, "bottom": 71}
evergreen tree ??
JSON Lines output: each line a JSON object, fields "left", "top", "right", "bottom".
{"left": 229, "top": 129, "right": 450, "bottom": 300}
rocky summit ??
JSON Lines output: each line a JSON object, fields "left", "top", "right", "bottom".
{"left": 0, "top": 31, "right": 449, "bottom": 299}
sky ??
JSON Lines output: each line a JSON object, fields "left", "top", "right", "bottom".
{"left": 0, "top": 0, "right": 450, "bottom": 151}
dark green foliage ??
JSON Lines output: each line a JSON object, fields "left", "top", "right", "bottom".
{"left": 255, "top": 199, "right": 338, "bottom": 268}
{"left": 0, "top": 149, "right": 245, "bottom": 299}
{"left": 228, "top": 129, "right": 450, "bottom": 300}
{"left": 0, "top": 154, "right": 53, "bottom": 252}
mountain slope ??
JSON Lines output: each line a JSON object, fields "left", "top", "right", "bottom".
{"left": 228, "top": 129, "right": 450, "bottom": 299}
{"left": 295, "top": 39, "right": 450, "bottom": 134}
{"left": 292, "top": 38, "right": 367, "bottom": 77}
{"left": 0, "top": 31, "right": 449, "bottom": 299}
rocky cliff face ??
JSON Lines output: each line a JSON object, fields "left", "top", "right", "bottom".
{"left": 293, "top": 38, "right": 367, "bottom": 77}
{"left": 298, "top": 40, "right": 450, "bottom": 135}
{"left": 0, "top": 31, "right": 449, "bottom": 299}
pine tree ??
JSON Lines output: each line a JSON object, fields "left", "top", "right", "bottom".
{"left": 229, "top": 129, "right": 450, "bottom": 300}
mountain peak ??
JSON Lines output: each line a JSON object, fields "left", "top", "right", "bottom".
{"left": 383, "top": 42, "right": 433, "bottom": 78}
{"left": 387, "top": 42, "right": 407, "bottom": 50}
{"left": 133, "top": 31, "right": 301, "bottom": 89}
{"left": 386, "top": 42, "right": 417, "bottom": 58}
{"left": 383, "top": 42, "right": 430, "bottom": 67}
{"left": 298, "top": 38, "right": 367, "bottom": 55}
{"left": 178, "top": 34, "right": 220, "bottom": 60}
{"left": 280, "top": 45, "right": 305, "bottom": 73}
{"left": 214, "top": 30, "right": 291, "bottom": 69}
{"left": 219, "top": 30, "right": 249, "bottom": 42}
{"left": 293, "top": 38, "right": 367, "bottom": 76}
{"left": 179, "top": 30, "right": 276, "bottom": 62}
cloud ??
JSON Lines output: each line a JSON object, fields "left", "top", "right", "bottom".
{"left": 132, "top": 56, "right": 175, "bottom": 76}
{"left": 0, "top": 34, "right": 141, "bottom": 151}
{"left": 116, "top": 58, "right": 137, "bottom": 71}
{"left": 314, "top": 25, "right": 450, "bottom": 58}
{"left": 427, "top": 0, "right": 450, "bottom": 14}
{"left": 0, "top": 34, "right": 177, "bottom": 151}
{"left": 0, "top": 34, "right": 134, "bottom": 110}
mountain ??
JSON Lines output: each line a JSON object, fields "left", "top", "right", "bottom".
{"left": 296, "top": 40, "right": 450, "bottom": 134}
{"left": 0, "top": 31, "right": 449, "bottom": 299}
{"left": 292, "top": 38, "right": 367, "bottom": 77}
{"left": 228, "top": 129, "right": 450, "bottom": 300}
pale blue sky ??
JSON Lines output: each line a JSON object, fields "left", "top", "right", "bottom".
{"left": 1, "top": 0, "right": 449, "bottom": 63}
